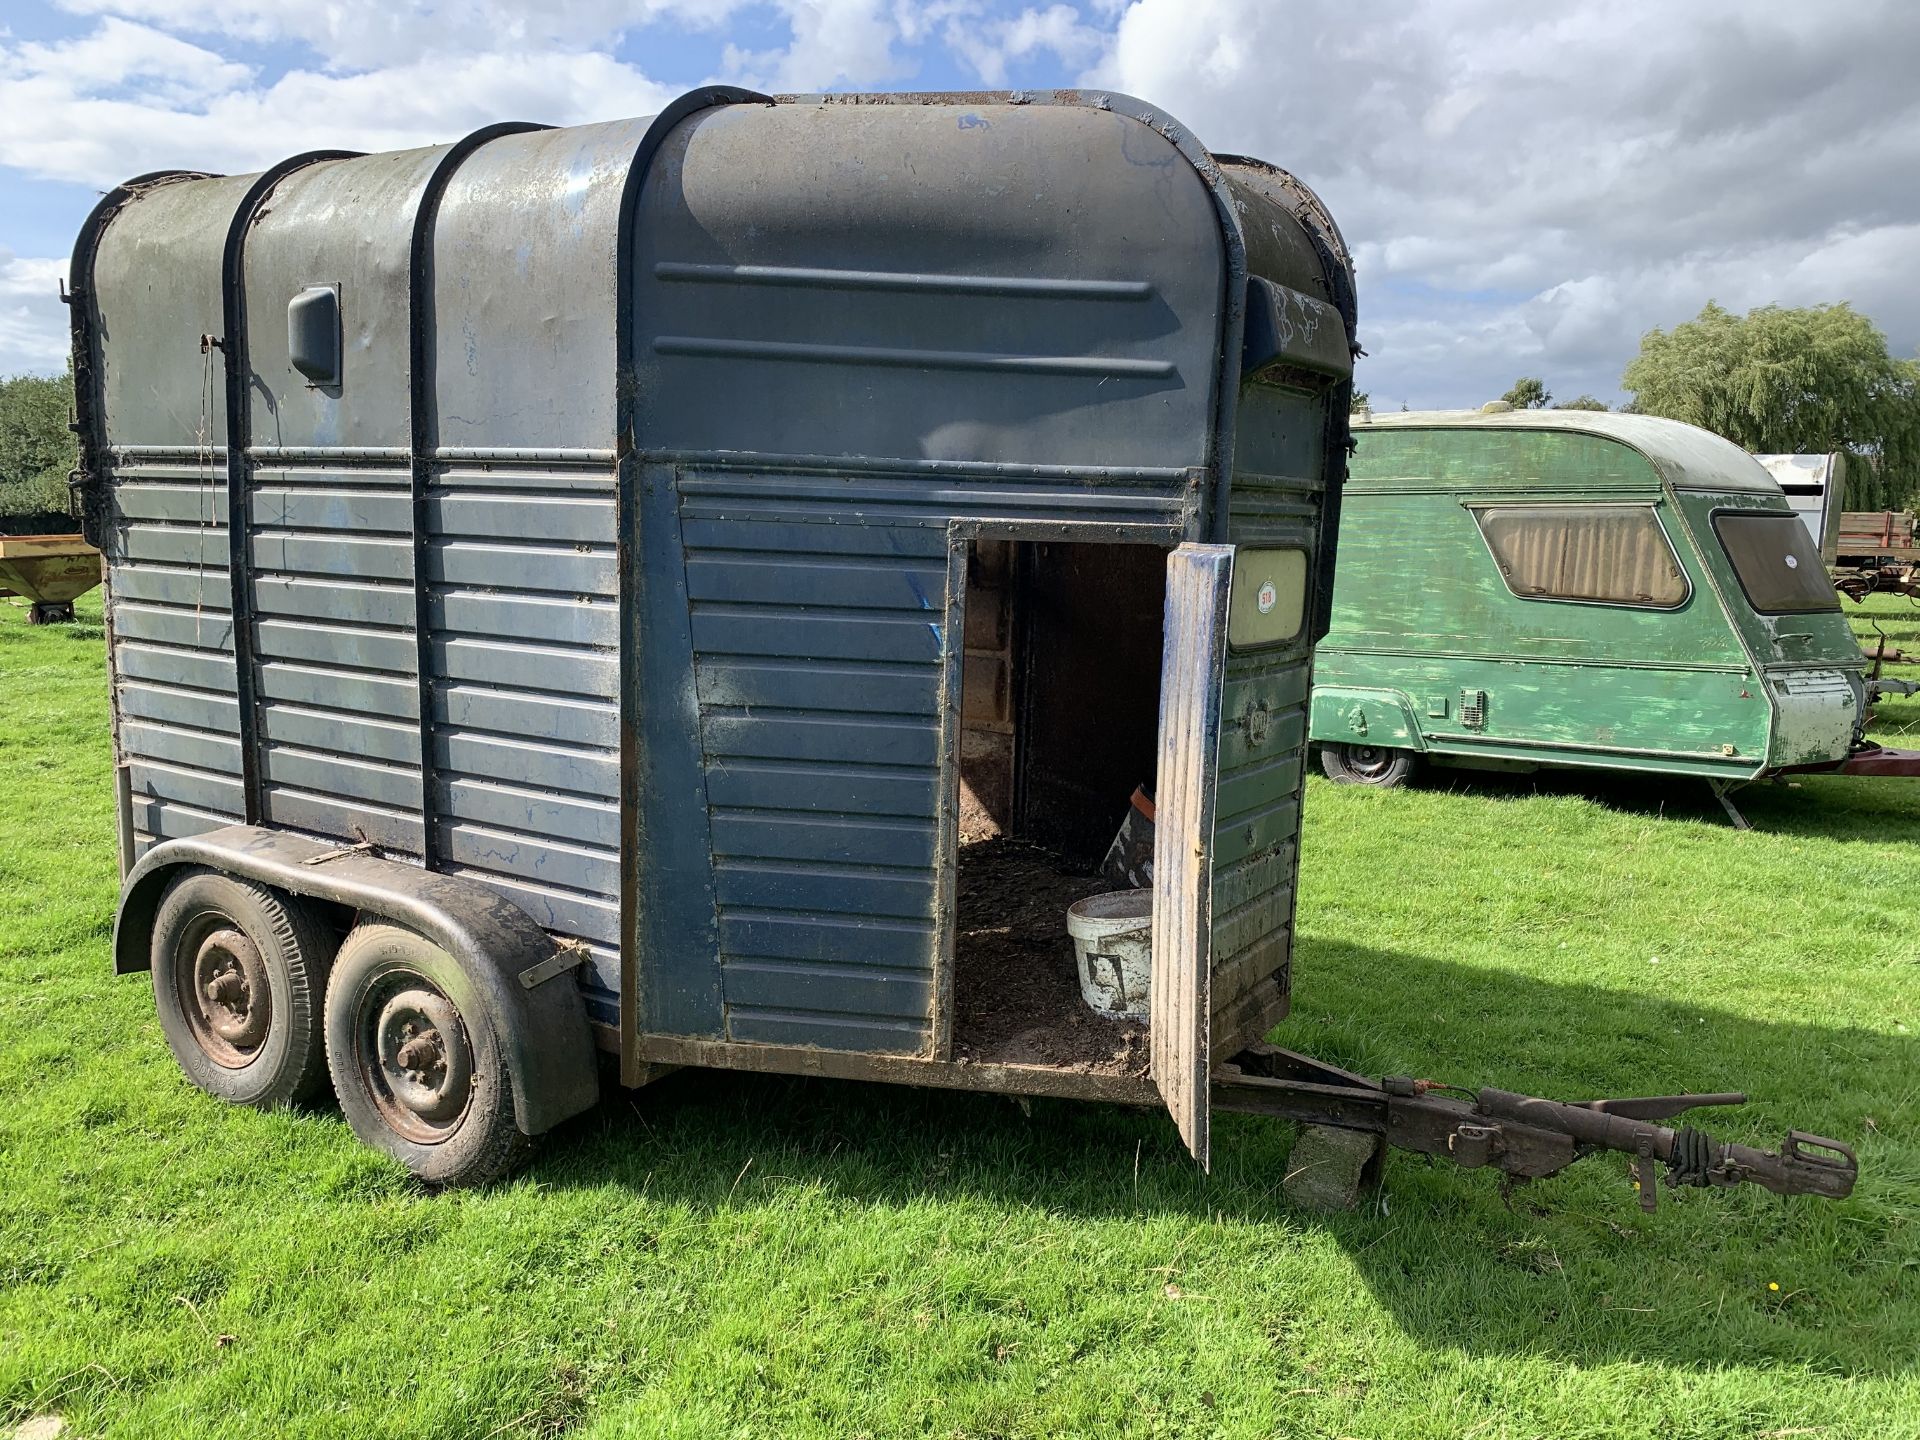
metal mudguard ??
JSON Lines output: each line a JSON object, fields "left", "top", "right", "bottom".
{"left": 1308, "top": 686, "right": 1426, "bottom": 752}
{"left": 116, "top": 825, "right": 599, "bottom": 1136}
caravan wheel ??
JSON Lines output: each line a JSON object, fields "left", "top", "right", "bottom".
{"left": 1318, "top": 742, "right": 1417, "bottom": 788}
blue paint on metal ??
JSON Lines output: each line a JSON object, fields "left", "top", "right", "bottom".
{"left": 633, "top": 461, "right": 725, "bottom": 1035}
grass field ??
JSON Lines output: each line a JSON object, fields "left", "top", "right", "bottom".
{"left": 2, "top": 590, "right": 1917, "bottom": 1439}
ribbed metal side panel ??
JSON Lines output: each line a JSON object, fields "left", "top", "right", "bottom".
{"left": 425, "top": 460, "right": 621, "bottom": 1021}
{"left": 1208, "top": 654, "right": 1308, "bottom": 1055}
{"left": 106, "top": 454, "right": 245, "bottom": 858}
{"left": 1210, "top": 382, "right": 1326, "bottom": 1057}
{"left": 248, "top": 461, "right": 424, "bottom": 853}
{"left": 679, "top": 470, "right": 1187, "bottom": 1054}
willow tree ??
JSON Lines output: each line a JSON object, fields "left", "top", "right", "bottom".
{"left": 1622, "top": 302, "right": 1920, "bottom": 508}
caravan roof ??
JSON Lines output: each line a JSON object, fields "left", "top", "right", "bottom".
{"left": 1353, "top": 409, "right": 1781, "bottom": 494}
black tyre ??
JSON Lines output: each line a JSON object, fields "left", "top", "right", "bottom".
{"left": 1318, "top": 741, "right": 1418, "bottom": 788}
{"left": 324, "top": 923, "right": 528, "bottom": 1188}
{"left": 150, "top": 867, "right": 336, "bottom": 1107}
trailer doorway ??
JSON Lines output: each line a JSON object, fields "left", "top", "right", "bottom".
{"left": 947, "top": 533, "right": 1170, "bottom": 1074}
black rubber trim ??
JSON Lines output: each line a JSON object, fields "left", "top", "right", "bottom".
{"left": 217, "top": 151, "right": 362, "bottom": 824}
{"left": 405, "top": 122, "right": 551, "bottom": 866}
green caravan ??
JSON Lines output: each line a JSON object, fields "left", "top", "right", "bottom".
{"left": 1310, "top": 408, "right": 1917, "bottom": 802}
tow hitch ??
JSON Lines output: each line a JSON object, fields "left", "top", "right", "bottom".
{"left": 1214, "top": 1046, "right": 1857, "bottom": 1210}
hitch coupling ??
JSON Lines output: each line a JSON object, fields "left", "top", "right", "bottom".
{"left": 1210, "top": 1048, "right": 1858, "bottom": 1211}
{"left": 1399, "top": 1082, "right": 1858, "bottom": 1211}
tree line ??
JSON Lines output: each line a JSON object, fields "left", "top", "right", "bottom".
{"left": 0, "top": 370, "right": 78, "bottom": 522}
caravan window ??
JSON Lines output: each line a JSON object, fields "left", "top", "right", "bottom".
{"left": 1471, "top": 504, "right": 1689, "bottom": 608}
{"left": 1712, "top": 512, "right": 1842, "bottom": 614}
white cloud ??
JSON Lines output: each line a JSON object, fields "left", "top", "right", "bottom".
{"left": 0, "top": 41, "right": 681, "bottom": 186}
{"left": 52, "top": 0, "right": 741, "bottom": 71}
{"left": 1, "top": 2, "right": 938, "bottom": 193}
{"left": 720, "top": 0, "right": 914, "bottom": 92}
{"left": 0, "top": 253, "right": 70, "bottom": 377}
{"left": 6, "top": 16, "right": 250, "bottom": 104}
{"left": 1086, "top": 0, "right": 1920, "bottom": 407}
{"left": 945, "top": 4, "right": 1104, "bottom": 87}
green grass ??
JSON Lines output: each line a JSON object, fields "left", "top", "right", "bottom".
{"left": 2, "top": 590, "right": 1917, "bottom": 1439}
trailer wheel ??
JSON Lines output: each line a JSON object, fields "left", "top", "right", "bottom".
{"left": 324, "top": 923, "right": 528, "bottom": 1188}
{"left": 150, "top": 867, "right": 335, "bottom": 1108}
{"left": 1318, "top": 742, "right": 1417, "bottom": 788}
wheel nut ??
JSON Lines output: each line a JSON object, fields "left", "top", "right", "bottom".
{"left": 396, "top": 1033, "right": 440, "bottom": 1072}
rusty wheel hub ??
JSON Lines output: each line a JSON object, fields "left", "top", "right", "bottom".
{"left": 183, "top": 926, "right": 271, "bottom": 1066}
{"left": 367, "top": 984, "right": 473, "bottom": 1140}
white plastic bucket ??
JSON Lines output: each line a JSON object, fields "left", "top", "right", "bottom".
{"left": 1065, "top": 888, "right": 1153, "bottom": 1019}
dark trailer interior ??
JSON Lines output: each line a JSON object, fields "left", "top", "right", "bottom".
{"left": 952, "top": 537, "right": 1166, "bottom": 1073}
{"left": 74, "top": 90, "right": 1859, "bottom": 1208}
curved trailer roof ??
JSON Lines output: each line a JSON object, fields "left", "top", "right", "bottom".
{"left": 69, "top": 88, "right": 1358, "bottom": 534}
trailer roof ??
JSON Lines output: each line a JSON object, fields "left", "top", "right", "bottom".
{"left": 1352, "top": 408, "right": 1781, "bottom": 494}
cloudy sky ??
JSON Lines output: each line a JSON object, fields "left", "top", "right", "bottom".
{"left": 2, "top": 0, "right": 1916, "bottom": 409}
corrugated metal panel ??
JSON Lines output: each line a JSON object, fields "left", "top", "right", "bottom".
{"left": 106, "top": 458, "right": 246, "bottom": 859}
{"left": 678, "top": 469, "right": 1191, "bottom": 1054}
{"left": 248, "top": 463, "right": 423, "bottom": 852}
{"left": 241, "top": 146, "right": 447, "bottom": 451}
{"left": 429, "top": 119, "right": 648, "bottom": 453}
{"left": 425, "top": 461, "right": 622, "bottom": 1001}
{"left": 1208, "top": 652, "right": 1307, "bottom": 1049}
{"left": 682, "top": 495, "right": 944, "bottom": 1054}
{"left": 89, "top": 175, "right": 258, "bottom": 452}
{"left": 634, "top": 102, "right": 1224, "bottom": 473}
{"left": 1208, "top": 382, "right": 1327, "bottom": 1057}
{"left": 407, "top": 138, "right": 617, "bottom": 956}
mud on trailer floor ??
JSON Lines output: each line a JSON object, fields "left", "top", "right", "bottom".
{"left": 952, "top": 837, "right": 1148, "bottom": 1076}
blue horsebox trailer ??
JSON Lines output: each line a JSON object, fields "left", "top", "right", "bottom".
{"left": 71, "top": 89, "right": 1853, "bottom": 1208}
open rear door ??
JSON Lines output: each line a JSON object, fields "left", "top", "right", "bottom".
{"left": 1152, "top": 543, "right": 1234, "bottom": 1169}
